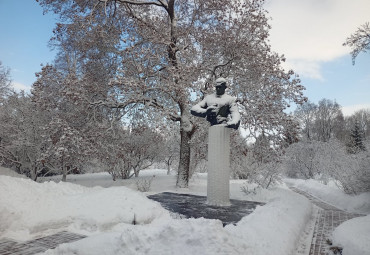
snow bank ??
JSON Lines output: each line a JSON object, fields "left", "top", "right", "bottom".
{"left": 332, "top": 215, "right": 370, "bottom": 255}
{"left": 0, "top": 166, "right": 26, "bottom": 178}
{"left": 44, "top": 218, "right": 245, "bottom": 255}
{"left": 1, "top": 173, "right": 313, "bottom": 254}
{"left": 227, "top": 188, "right": 313, "bottom": 255}
{"left": 286, "top": 178, "right": 370, "bottom": 214}
{"left": 43, "top": 187, "right": 312, "bottom": 255}
{"left": 0, "top": 176, "right": 169, "bottom": 241}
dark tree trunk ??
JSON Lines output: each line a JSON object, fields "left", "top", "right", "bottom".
{"left": 176, "top": 128, "right": 192, "bottom": 188}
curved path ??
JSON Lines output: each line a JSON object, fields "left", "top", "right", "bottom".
{"left": 290, "top": 187, "right": 364, "bottom": 255}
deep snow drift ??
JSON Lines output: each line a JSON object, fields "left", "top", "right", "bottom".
{"left": 0, "top": 170, "right": 313, "bottom": 255}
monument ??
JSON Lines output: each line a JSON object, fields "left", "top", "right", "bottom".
{"left": 191, "top": 78, "right": 240, "bottom": 206}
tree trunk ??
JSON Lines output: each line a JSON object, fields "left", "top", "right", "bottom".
{"left": 62, "top": 173, "right": 67, "bottom": 182}
{"left": 62, "top": 165, "right": 68, "bottom": 182}
{"left": 167, "top": 161, "right": 171, "bottom": 175}
{"left": 176, "top": 128, "right": 191, "bottom": 187}
{"left": 30, "top": 165, "right": 38, "bottom": 182}
{"left": 134, "top": 168, "right": 139, "bottom": 177}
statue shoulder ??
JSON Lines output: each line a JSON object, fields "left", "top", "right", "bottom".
{"left": 222, "top": 94, "right": 237, "bottom": 104}
{"left": 201, "top": 93, "right": 217, "bottom": 103}
{"left": 227, "top": 94, "right": 237, "bottom": 101}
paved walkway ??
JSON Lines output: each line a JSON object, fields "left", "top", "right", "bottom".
{"left": 0, "top": 231, "right": 86, "bottom": 255}
{"left": 148, "top": 192, "right": 265, "bottom": 226}
{"left": 290, "top": 187, "right": 364, "bottom": 255}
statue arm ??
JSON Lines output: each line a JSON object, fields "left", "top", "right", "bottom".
{"left": 191, "top": 98, "right": 208, "bottom": 118}
{"left": 227, "top": 100, "right": 241, "bottom": 129}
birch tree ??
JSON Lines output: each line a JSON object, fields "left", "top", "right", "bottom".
{"left": 38, "top": 0, "right": 307, "bottom": 187}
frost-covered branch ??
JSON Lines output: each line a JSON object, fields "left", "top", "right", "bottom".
{"left": 344, "top": 22, "right": 370, "bottom": 64}
{"left": 117, "top": 0, "right": 167, "bottom": 8}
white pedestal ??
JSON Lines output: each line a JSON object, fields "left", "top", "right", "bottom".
{"left": 207, "top": 125, "right": 231, "bottom": 206}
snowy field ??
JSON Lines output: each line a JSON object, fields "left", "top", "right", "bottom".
{"left": 1, "top": 167, "right": 369, "bottom": 255}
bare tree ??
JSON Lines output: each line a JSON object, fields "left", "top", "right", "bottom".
{"left": 32, "top": 65, "right": 96, "bottom": 181}
{"left": 314, "top": 99, "right": 343, "bottom": 142}
{"left": 125, "top": 126, "right": 163, "bottom": 178}
{"left": 294, "top": 101, "right": 317, "bottom": 140}
{"left": 343, "top": 22, "right": 370, "bottom": 64}
{"left": 162, "top": 132, "right": 180, "bottom": 175}
{"left": 97, "top": 125, "right": 162, "bottom": 180}
{"left": 0, "top": 92, "right": 47, "bottom": 180}
{"left": 43, "top": 117, "right": 91, "bottom": 181}
{"left": 0, "top": 61, "right": 12, "bottom": 102}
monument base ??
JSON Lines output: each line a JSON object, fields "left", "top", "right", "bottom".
{"left": 207, "top": 125, "right": 231, "bottom": 206}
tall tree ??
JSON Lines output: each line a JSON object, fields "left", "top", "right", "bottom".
{"left": 314, "top": 99, "right": 343, "bottom": 142}
{"left": 0, "top": 61, "right": 12, "bottom": 102}
{"left": 32, "top": 65, "right": 96, "bottom": 181}
{"left": 294, "top": 101, "right": 317, "bottom": 140}
{"left": 346, "top": 109, "right": 370, "bottom": 139}
{"left": 38, "top": 0, "right": 307, "bottom": 187}
{"left": 0, "top": 92, "right": 48, "bottom": 180}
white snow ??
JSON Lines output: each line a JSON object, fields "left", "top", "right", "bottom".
{"left": 285, "top": 178, "right": 370, "bottom": 214}
{"left": 332, "top": 215, "right": 370, "bottom": 255}
{"left": 0, "top": 166, "right": 26, "bottom": 179}
{"left": 0, "top": 168, "right": 368, "bottom": 254}
{"left": 0, "top": 175, "right": 169, "bottom": 241}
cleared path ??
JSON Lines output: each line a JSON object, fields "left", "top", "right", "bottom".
{"left": 290, "top": 187, "right": 364, "bottom": 255}
{"left": 0, "top": 231, "right": 86, "bottom": 255}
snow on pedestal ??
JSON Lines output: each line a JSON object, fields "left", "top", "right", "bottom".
{"left": 207, "top": 125, "right": 231, "bottom": 206}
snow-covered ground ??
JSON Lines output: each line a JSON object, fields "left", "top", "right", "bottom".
{"left": 286, "top": 178, "right": 370, "bottom": 214}
{"left": 0, "top": 168, "right": 369, "bottom": 255}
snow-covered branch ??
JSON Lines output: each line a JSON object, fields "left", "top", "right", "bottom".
{"left": 117, "top": 0, "right": 167, "bottom": 8}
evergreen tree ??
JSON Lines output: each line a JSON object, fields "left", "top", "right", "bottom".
{"left": 347, "top": 121, "right": 366, "bottom": 154}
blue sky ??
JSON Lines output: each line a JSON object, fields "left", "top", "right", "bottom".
{"left": 0, "top": 0, "right": 57, "bottom": 90}
{"left": 0, "top": 0, "right": 369, "bottom": 116}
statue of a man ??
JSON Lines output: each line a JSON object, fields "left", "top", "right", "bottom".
{"left": 191, "top": 78, "right": 240, "bottom": 129}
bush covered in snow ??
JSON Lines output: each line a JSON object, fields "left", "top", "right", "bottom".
{"left": 283, "top": 138, "right": 370, "bottom": 194}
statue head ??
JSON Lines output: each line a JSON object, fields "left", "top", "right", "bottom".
{"left": 215, "top": 78, "right": 227, "bottom": 96}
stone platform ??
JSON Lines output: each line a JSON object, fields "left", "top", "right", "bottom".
{"left": 148, "top": 192, "right": 265, "bottom": 226}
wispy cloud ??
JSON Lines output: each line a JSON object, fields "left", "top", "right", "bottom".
{"left": 11, "top": 81, "right": 31, "bottom": 92}
{"left": 265, "top": 0, "right": 370, "bottom": 79}
{"left": 281, "top": 59, "right": 323, "bottom": 81}
{"left": 342, "top": 104, "right": 370, "bottom": 116}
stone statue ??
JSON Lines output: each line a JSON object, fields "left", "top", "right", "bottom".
{"left": 191, "top": 78, "right": 240, "bottom": 129}
{"left": 190, "top": 78, "right": 241, "bottom": 206}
